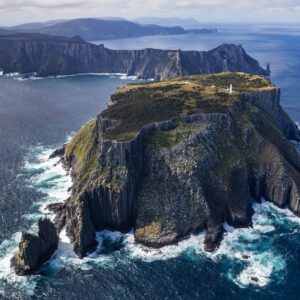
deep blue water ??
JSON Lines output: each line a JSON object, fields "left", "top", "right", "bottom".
{"left": 0, "top": 25, "right": 300, "bottom": 299}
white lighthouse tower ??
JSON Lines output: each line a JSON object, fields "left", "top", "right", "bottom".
{"left": 229, "top": 84, "right": 233, "bottom": 94}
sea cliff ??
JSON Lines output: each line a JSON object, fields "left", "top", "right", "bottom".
{"left": 51, "top": 73, "right": 300, "bottom": 257}
{"left": 0, "top": 34, "right": 269, "bottom": 80}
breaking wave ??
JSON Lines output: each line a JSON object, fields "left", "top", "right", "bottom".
{"left": 0, "top": 141, "right": 72, "bottom": 295}
{"left": 124, "top": 199, "right": 299, "bottom": 287}
{"left": 3, "top": 72, "right": 140, "bottom": 81}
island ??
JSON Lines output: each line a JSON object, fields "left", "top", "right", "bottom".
{"left": 11, "top": 72, "right": 300, "bottom": 275}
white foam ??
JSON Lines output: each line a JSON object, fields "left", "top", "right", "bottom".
{"left": 4, "top": 72, "right": 20, "bottom": 77}
{"left": 0, "top": 139, "right": 73, "bottom": 294}
{"left": 46, "top": 229, "right": 124, "bottom": 272}
{"left": 22, "top": 145, "right": 72, "bottom": 223}
{"left": 120, "top": 75, "right": 138, "bottom": 80}
{"left": 0, "top": 232, "right": 37, "bottom": 296}
{"left": 9, "top": 72, "right": 138, "bottom": 81}
{"left": 124, "top": 200, "right": 297, "bottom": 288}
{"left": 124, "top": 232, "right": 206, "bottom": 262}
{"left": 6, "top": 72, "right": 151, "bottom": 82}
{"left": 45, "top": 228, "right": 79, "bottom": 271}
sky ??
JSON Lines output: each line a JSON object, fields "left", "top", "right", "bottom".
{"left": 0, "top": 0, "right": 299, "bottom": 26}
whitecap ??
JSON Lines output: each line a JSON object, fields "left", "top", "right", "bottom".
{"left": 45, "top": 228, "right": 123, "bottom": 273}
{"left": 120, "top": 75, "right": 138, "bottom": 80}
{"left": 0, "top": 232, "right": 37, "bottom": 296}
{"left": 124, "top": 232, "right": 206, "bottom": 262}
{"left": 4, "top": 72, "right": 20, "bottom": 77}
{"left": 0, "top": 139, "right": 73, "bottom": 295}
{"left": 124, "top": 200, "right": 296, "bottom": 288}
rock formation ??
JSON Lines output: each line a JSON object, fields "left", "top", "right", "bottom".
{"left": 11, "top": 218, "right": 59, "bottom": 275}
{"left": 47, "top": 202, "right": 67, "bottom": 232}
{"left": 53, "top": 73, "right": 300, "bottom": 257}
{"left": 0, "top": 34, "right": 269, "bottom": 80}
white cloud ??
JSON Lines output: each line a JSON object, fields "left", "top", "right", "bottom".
{"left": 0, "top": 0, "right": 299, "bottom": 26}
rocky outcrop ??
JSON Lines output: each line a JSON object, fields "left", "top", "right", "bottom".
{"left": 11, "top": 218, "right": 59, "bottom": 275}
{"left": 46, "top": 202, "right": 67, "bottom": 232}
{"left": 49, "top": 145, "right": 66, "bottom": 160}
{"left": 0, "top": 34, "right": 269, "bottom": 80}
{"left": 58, "top": 74, "right": 300, "bottom": 257}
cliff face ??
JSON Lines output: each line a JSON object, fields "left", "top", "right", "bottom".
{"left": 58, "top": 73, "right": 300, "bottom": 257}
{"left": 0, "top": 34, "right": 269, "bottom": 80}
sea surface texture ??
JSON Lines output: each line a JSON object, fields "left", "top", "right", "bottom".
{"left": 0, "top": 25, "right": 300, "bottom": 299}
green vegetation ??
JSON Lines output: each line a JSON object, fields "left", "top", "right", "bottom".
{"left": 65, "top": 119, "right": 99, "bottom": 184}
{"left": 102, "top": 73, "right": 275, "bottom": 141}
{"left": 97, "top": 166, "right": 127, "bottom": 192}
{"left": 194, "top": 72, "right": 273, "bottom": 92}
{"left": 65, "top": 119, "right": 97, "bottom": 162}
{"left": 145, "top": 122, "right": 193, "bottom": 149}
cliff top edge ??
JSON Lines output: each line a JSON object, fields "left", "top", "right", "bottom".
{"left": 101, "top": 72, "right": 275, "bottom": 140}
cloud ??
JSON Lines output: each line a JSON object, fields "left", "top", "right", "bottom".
{"left": 0, "top": 0, "right": 86, "bottom": 10}
{"left": 0, "top": 0, "right": 299, "bottom": 26}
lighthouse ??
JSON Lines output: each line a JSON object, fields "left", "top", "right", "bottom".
{"left": 229, "top": 84, "right": 233, "bottom": 94}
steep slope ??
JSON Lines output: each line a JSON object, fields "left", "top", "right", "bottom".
{"left": 54, "top": 73, "right": 300, "bottom": 257}
{"left": 0, "top": 34, "right": 269, "bottom": 79}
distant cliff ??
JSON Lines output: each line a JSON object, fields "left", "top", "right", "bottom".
{"left": 38, "top": 18, "right": 186, "bottom": 40}
{"left": 50, "top": 73, "right": 299, "bottom": 257}
{"left": 4, "top": 18, "right": 217, "bottom": 41}
{"left": 0, "top": 34, "right": 269, "bottom": 80}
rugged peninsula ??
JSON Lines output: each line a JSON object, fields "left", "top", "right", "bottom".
{"left": 55, "top": 73, "right": 299, "bottom": 257}
{"left": 0, "top": 33, "right": 269, "bottom": 80}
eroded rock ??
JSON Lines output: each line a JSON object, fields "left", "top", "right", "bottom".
{"left": 47, "top": 202, "right": 67, "bottom": 232}
{"left": 11, "top": 218, "right": 59, "bottom": 276}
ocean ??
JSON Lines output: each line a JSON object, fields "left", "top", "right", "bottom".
{"left": 0, "top": 24, "right": 300, "bottom": 299}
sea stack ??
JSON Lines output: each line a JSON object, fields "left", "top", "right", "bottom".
{"left": 11, "top": 218, "right": 59, "bottom": 276}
